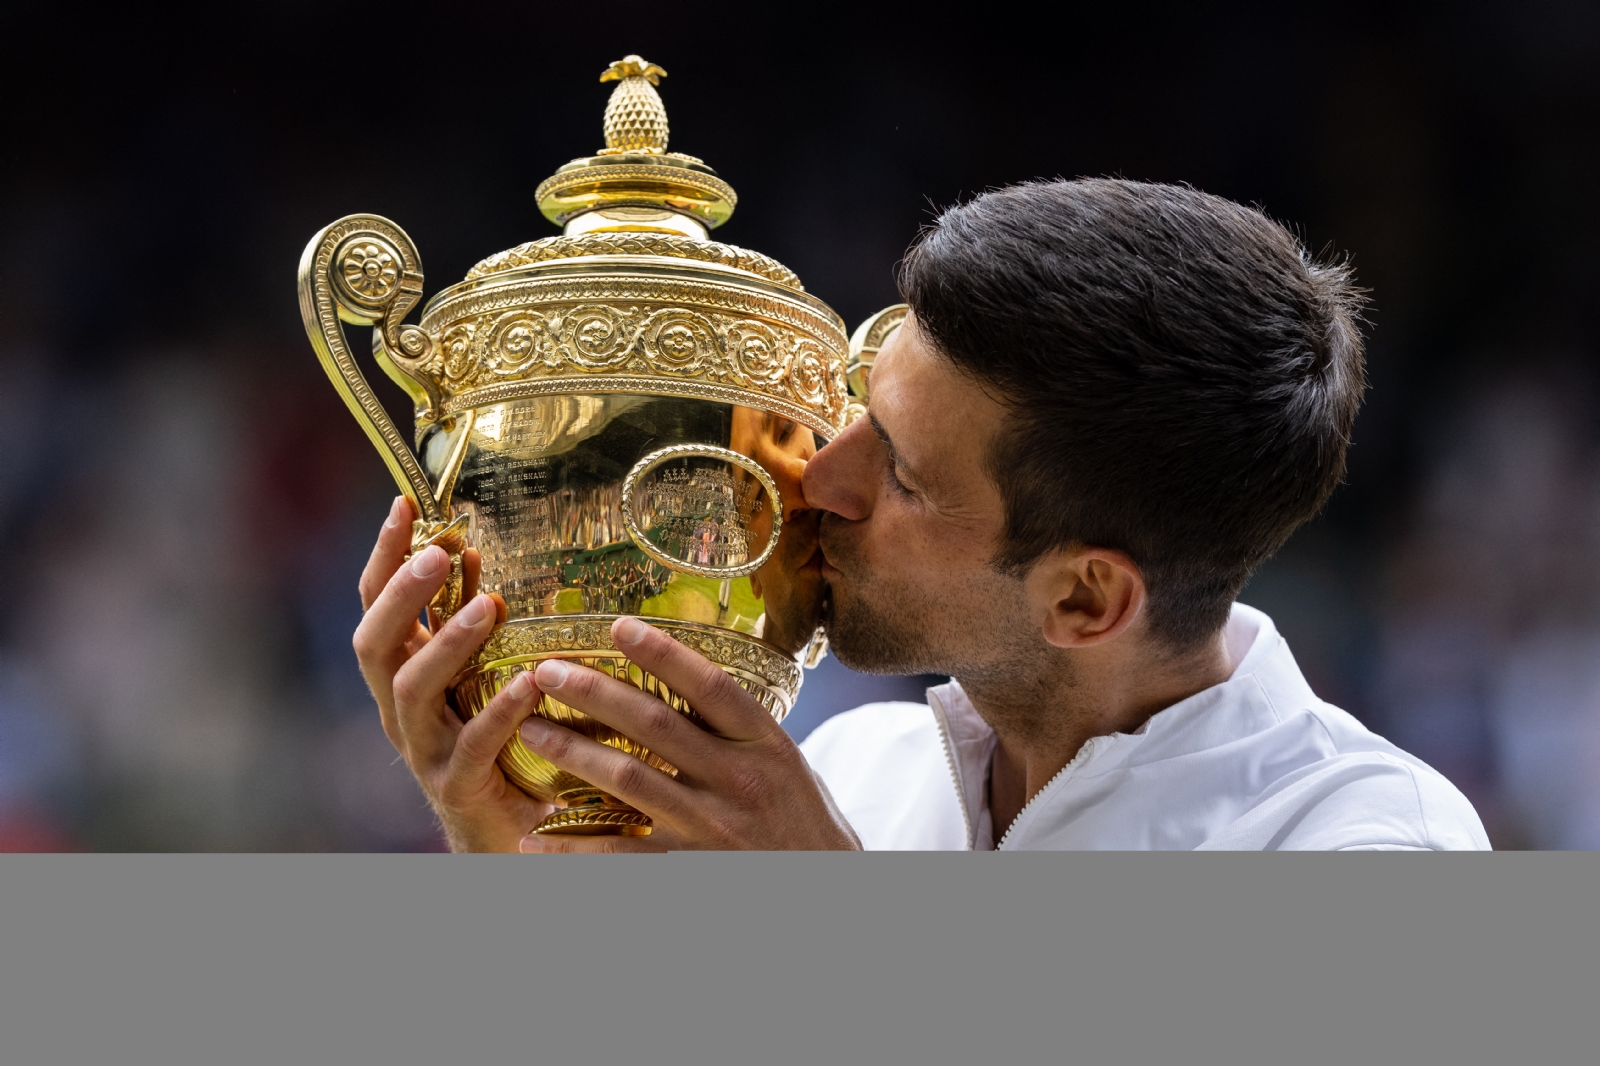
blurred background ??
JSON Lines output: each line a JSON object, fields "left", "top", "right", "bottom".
{"left": 2, "top": 1, "right": 1597, "bottom": 850}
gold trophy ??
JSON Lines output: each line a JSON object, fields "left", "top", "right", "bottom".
{"left": 299, "top": 56, "right": 872, "bottom": 835}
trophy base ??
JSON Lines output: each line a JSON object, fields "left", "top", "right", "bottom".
{"left": 536, "top": 788, "right": 653, "bottom": 836}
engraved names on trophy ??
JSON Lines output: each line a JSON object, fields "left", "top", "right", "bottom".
{"left": 457, "top": 397, "right": 681, "bottom": 618}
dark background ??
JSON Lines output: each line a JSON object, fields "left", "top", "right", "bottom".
{"left": 2, "top": 1, "right": 1597, "bottom": 849}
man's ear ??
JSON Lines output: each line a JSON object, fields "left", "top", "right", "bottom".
{"left": 1028, "top": 547, "right": 1147, "bottom": 650}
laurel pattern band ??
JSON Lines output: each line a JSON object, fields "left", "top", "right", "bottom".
{"left": 467, "top": 233, "right": 802, "bottom": 290}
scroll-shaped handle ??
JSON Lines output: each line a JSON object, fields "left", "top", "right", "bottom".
{"left": 297, "top": 214, "right": 442, "bottom": 521}
{"left": 299, "top": 215, "right": 474, "bottom": 620}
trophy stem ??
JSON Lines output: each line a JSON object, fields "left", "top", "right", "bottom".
{"left": 537, "top": 788, "right": 653, "bottom": 836}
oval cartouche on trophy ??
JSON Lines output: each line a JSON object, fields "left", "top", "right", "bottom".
{"left": 299, "top": 55, "right": 857, "bottom": 835}
{"left": 623, "top": 444, "right": 781, "bottom": 579}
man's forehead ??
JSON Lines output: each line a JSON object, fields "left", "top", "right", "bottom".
{"left": 871, "top": 316, "right": 1005, "bottom": 476}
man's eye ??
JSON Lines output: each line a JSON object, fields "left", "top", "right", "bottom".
{"left": 886, "top": 464, "right": 913, "bottom": 496}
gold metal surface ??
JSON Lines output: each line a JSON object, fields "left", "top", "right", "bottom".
{"left": 535, "top": 59, "right": 736, "bottom": 234}
{"left": 299, "top": 56, "right": 850, "bottom": 835}
{"left": 598, "top": 55, "right": 670, "bottom": 153}
{"left": 466, "top": 234, "right": 803, "bottom": 290}
{"left": 844, "top": 303, "right": 908, "bottom": 424}
{"left": 621, "top": 444, "right": 783, "bottom": 580}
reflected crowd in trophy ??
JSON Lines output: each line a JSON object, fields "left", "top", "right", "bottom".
{"left": 1, "top": 4, "right": 1598, "bottom": 850}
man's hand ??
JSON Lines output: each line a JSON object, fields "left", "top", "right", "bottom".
{"left": 353, "top": 496, "right": 554, "bottom": 852}
{"left": 516, "top": 616, "right": 863, "bottom": 853}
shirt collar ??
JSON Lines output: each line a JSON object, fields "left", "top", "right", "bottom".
{"left": 926, "top": 602, "right": 1311, "bottom": 845}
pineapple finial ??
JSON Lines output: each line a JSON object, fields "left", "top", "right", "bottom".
{"left": 599, "top": 55, "right": 670, "bottom": 154}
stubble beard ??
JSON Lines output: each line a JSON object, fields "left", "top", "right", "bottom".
{"left": 818, "top": 516, "right": 1074, "bottom": 729}
{"left": 818, "top": 517, "right": 947, "bottom": 675}
{"left": 818, "top": 515, "right": 1036, "bottom": 682}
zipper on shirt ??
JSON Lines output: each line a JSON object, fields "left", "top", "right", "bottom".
{"left": 994, "top": 735, "right": 1105, "bottom": 851}
{"left": 930, "top": 686, "right": 1110, "bottom": 850}
{"left": 929, "top": 691, "right": 976, "bottom": 849}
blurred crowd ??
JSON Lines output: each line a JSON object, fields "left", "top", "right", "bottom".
{"left": 1243, "top": 362, "right": 1600, "bottom": 849}
{"left": 2, "top": 1, "right": 1596, "bottom": 850}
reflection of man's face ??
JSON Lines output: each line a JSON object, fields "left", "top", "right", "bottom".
{"left": 803, "top": 316, "right": 1038, "bottom": 681}
{"left": 730, "top": 406, "right": 824, "bottom": 654}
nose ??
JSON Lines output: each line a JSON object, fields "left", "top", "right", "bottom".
{"left": 802, "top": 415, "right": 875, "bottom": 521}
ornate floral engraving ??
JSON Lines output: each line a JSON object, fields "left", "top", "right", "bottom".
{"left": 340, "top": 240, "right": 400, "bottom": 301}
{"left": 641, "top": 308, "right": 717, "bottom": 375}
{"left": 727, "top": 320, "right": 788, "bottom": 386}
{"left": 440, "top": 322, "right": 477, "bottom": 384}
{"left": 788, "top": 345, "right": 831, "bottom": 406}
{"left": 466, "top": 615, "right": 802, "bottom": 699}
{"left": 566, "top": 305, "right": 633, "bottom": 369}
{"left": 418, "top": 274, "right": 849, "bottom": 432}
{"left": 484, "top": 311, "right": 560, "bottom": 376}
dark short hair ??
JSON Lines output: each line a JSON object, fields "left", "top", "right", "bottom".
{"left": 899, "top": 179, "right": 1367, "bottom": 648}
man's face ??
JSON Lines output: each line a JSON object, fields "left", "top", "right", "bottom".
{"left": 803, "top": 315, "right": 1040, "bottom": 680}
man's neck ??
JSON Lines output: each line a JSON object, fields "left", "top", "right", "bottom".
{"left": 968, "top": 633, "right": 1234, "bottom": 841}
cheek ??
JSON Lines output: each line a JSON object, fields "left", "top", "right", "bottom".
{"left": 853, "top": 496, "right": 950, "bottom": 570}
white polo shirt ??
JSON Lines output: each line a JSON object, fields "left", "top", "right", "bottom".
{"left": 800, "top": 604, "right": 1490, "bottom": 850}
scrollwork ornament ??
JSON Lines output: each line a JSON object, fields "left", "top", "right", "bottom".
{"left": 397, "top": 325, "right": 430, "bottom": 358}
{"left": 564, "top": 305, "right": 636, "bottom": 370}
{"left": 486, "top": 310, "right": 559, "bottom": 375}
{"left": 726, "top": 320, "right": 789, "bottom": 386}
{"left": 469, "top": 616, "right": 802, "bottom": 697}
{"left": 440, "top": 321, "right": 478, "bottom": 385}
{"left": 828, "top": 359, "right": 849, "bottom": 413}
{"left": 788, "top": 344, "right": 830, "bottom": 406}
{"left": 641, "top": 308, "right": 716, "bottom": 375}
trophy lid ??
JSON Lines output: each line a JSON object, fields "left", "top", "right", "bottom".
{"left": 306, "top": 55, "right": 851, "bottom": 449}
{"left": 534, "top": 56, "right": 737, "bottom": 239}
{"left": 466, "top": 55, "right": 801, "bottom": 290}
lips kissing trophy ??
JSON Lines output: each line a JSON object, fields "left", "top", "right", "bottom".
{"left": 299, "top": 56, "right": 892, "bottom": 835}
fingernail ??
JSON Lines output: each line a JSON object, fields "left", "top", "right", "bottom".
{"left": 384, "top": 496, "right": 405, "bottom": 528}
{"left": 535, "top": 660, "right": 569, "bottom": 688}
{"left": 519, "top": 834, "right": 543, "bottom": 853}
{"left": 410, "top": 546, "right": 442, "bottom": 578}
{"left": 455, "top": 595, "right": 489, "bottom": 627}
{"left": 615, "top": 616, "right": 647, "bottom": 646}
{"left": 508, "top": 671, "right": 535, "bottom": 700}
{"left": 520, "top": 716, "right": 551, "bottom": 745}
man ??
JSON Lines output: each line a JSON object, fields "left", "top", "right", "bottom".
{"left": 354, "top": 178, "right": 1489, "bottom": 851}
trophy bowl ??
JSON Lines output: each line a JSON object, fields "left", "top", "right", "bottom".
{"left": 299, "top": 56, "right": 860, "bottom": 835}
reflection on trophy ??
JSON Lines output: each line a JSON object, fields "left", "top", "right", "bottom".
{"left": 298, "top": 56, "right": 870, "bottom": 835}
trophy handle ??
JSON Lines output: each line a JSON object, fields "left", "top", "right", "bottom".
{"left": 298, "top": 215, "right": 470, "bottom": 620}
{"left": 297, "top": 214, "right": 443, "bottom": 522}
